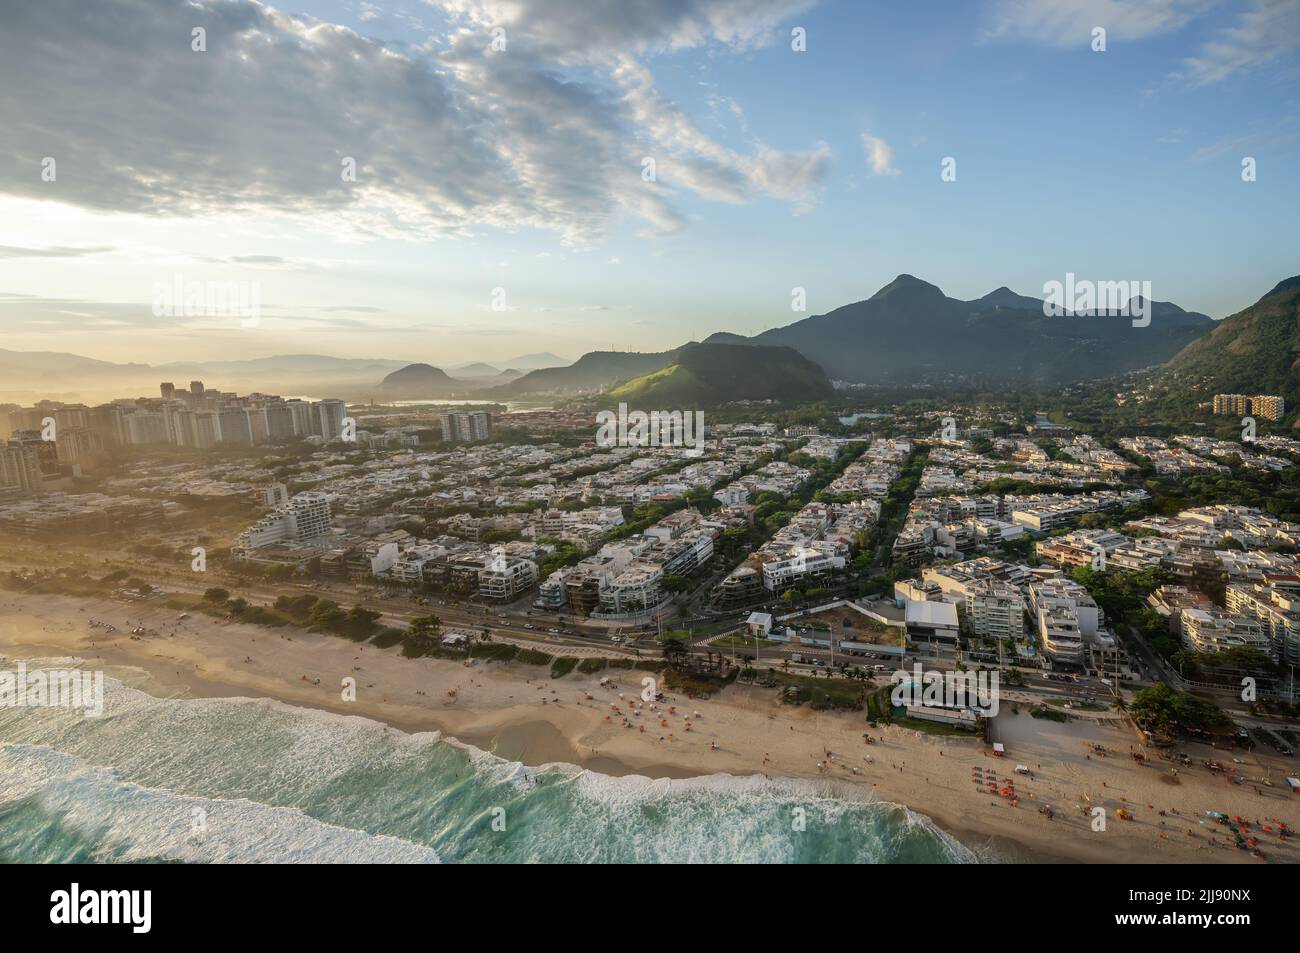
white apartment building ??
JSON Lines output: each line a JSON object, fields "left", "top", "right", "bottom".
{"left": 713, "top": 483, "right": 750, "bottom": 506}
{"left": 439, "top": 411, "right": 492, "bottom": 444}
{"left": 478, "top": 555, "right": 539, "bottom": 602}
{"left": 315, "top": 400, "right": 347, "bottom": 441}
{"left": 1180, "top": 607, "right": 1270, "bottom": 655}
{"left": 536, "top": 570, "right": 569, "bottom": 609}
{"left": 967, "top": 581, "right": 1027, "bottom": 642}
{"left": 760, "top": 543, "right": 844, "bottom": 591}
{"left": 1226, "top": 582, "right": 1300, "bottom": 664}
{"left": 389, "top": 545, "right": 449, "bottom": 584}
{"left": 598, "top": 561, "right": 664, "bottom": 614}
{"left": 236, "top": 492, "right": 333, "bottom": 549}
{"left": 1029, "top": 578, "right": 1101, "bottom": 668}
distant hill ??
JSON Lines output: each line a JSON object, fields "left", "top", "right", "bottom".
{"left": 448, "top": 362, "right": 501, "bottom": 378}
{"left": 0, "top": 348, "right": 137, "bottom": 373}
{"left": 375, "top": 363, "right": 460, "bottom": 399}
{"left": 502, "top": 351, "right": 570, "bottom": 370}
{"left": 700, "top": 331, "right": 754, "bottom": 346}
{"left": 714, "top": 274, "right": 1215, "bottom": 384}
{"left": 0, "top": 349, "right": 410, "bottom": 404}
{"left": 495, "top": 350, "right": 676, "bottom": 396}
{"left": 1156, "top": 275, "right": 1300, "bottom": 414}
{"left": 609, "top": 342, "right": 833, "bottom": 406}
{"left": 155, "top": 354, "right": 408, "bottom": 375}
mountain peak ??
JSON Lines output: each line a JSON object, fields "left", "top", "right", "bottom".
{"left": 972, "top": 286, "right": 1043, "bottom": 311}
{"left": 1261, "top": 275, "right": 1300, "bottom": 302}
{"left": 870, "top": 274, "right": 944, "bottom": 301}
{"left": 377, "top": 362, "right": 455, "bottom": 396}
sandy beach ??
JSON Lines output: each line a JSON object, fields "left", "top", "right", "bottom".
{"left": 2, "top": 590, "right": 1296, "bottom": 864}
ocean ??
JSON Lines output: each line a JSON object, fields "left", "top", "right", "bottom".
{"left": 0, "top": 659, "right": 977, "bottom": 864}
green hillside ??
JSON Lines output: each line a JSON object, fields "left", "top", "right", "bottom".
{"left": 1160, "top": 277, "right": 1300, "bottom": 412}
{"left": 495, "top": 350, "right": 673, "bottom": 396}
{"left": 609, "top": 342, "right": 833, "bottom": 406}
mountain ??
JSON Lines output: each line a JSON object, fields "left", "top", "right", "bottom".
{"left": 0, "top": 349, "right": 415, "bottom": 403}
{"left": 155, "top": 354, "right": 407, "bottom": 374}
{"left": 700, "top": 331, "right": 755, "bottom": 346}
{"left": 971, "top": 286, "right": 1046, "bottom": 311}
{"left": 502, "top": 351, "right": 570, "bottom": 370}
{"left": 496, "top": 350, "right": 676, "bottom": 396}
{"left": 374, "top": 363, "right": 460, "bottom": 399}
{"left": 1264, "top": 276, "right": 1300, "bottom": 298}
{"left": 609, "top": 343, "right": 833, "bottom": 406}
{"left": 1156, "top": 275, "right": 1300, "bottom": 413}
{"left": 448, "top": 362, "right": 501, "bottom": 378}
{"left": 717, "top": 275, "right": 1214, "bottom": 385}
{"left": 0, "top": 348, "right": 138, "bottom": 373}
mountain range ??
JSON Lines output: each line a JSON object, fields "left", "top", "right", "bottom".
{"left": 11, "top": 274, "right": 1300, "bottom": 412}
{"left": 702, "top": 275, "right": 1215, "bottom": 385}
{"left": 0, "top": 350, "right": 562, "bottom": 404}
{"left": 486, "top": 275, "right": 1218, "bottom": 399}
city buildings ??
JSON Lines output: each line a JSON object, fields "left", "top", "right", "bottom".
{"left": 235, "top": 493, "right": 334, "bottom": 550}
{"left": 1, "top": 388, "right": 355, "bottom": 461}
{"left": 1028, "top": 577, "right": 1115, "bottom": 670}
{"left": 1225, "top": 580, "right": 1300, "bottom": 665}
{"left": 1213, "top": 393, "right": 1285, "bottom": 421}
{"left": 439, "top": 411, "right": 492, "bottom": 444}
{"left": 0, "top": 493, "right": 164, "bottom": 536}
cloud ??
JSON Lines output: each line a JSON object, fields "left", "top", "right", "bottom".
{"left": 1190, "top": 120, "right": 1300, "bottom": 160}
{"left": 985, "top": 0, "right": 1213, "bottom": 46}
{"left": 0, "top": 292, "right": 173, "bottom": 331}
{"left": 0, "top": 289, "right": 393, "bottom": 335}
{"left": 0, "top": 245, "right": 115, "bottom": 258}
{"left": 0, "top": 0, "right": 828, "bottom": 245}
{"left": 861, "top": 133, "right": 899, "bottom": 176}
{"left": 429, "top": 0, "right": 818, "bottom": 59}
{"left": 1179, "top": 0, "right": 1300, "bottom": 86}
{"left": 613, "top": 56, "right": 830, "bottom": 215}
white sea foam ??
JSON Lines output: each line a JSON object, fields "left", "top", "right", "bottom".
{"left": 0, "top": 655, "right": 978, "bottom": 863}
{"left": 0, "top": 743, "right": 440, "bottom": 863}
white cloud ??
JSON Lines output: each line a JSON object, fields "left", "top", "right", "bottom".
{"left": 861, "top": 133, "right": 899, "bottom": 176}
{"left": 1180, "top": 0, "right": 1300, "bottom": 86}
{"left": 0, "top": 0, "right": 828, "bottom": 246}
{"left": 0, "top": 245, "right": 115, "bottom": 259}
{"left": 428, "top": 0, "right": 818, "bottom": 59}
{"left": 613, "top": 56, "right": 830, "bottom": 215}
{"left": 985, "top": 0, "right": 1213, "bottom": 46}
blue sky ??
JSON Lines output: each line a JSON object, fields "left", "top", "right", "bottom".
{"left": 0, "top": 0, "right": 1296, "bottom": 366}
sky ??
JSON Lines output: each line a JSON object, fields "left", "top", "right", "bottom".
{"left": 0, "top": 0, "right": 1297, "bottom": 368}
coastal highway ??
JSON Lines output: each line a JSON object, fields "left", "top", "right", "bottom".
{"left": 0, "top": 549, "right": 1207, "bottom": 712}
{"left": 0, "top": 550, "right": 648, "bottom": 656}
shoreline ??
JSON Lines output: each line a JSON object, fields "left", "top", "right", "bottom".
{"left": 3, "top": 590, "right": 1295, "bottom": 865}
